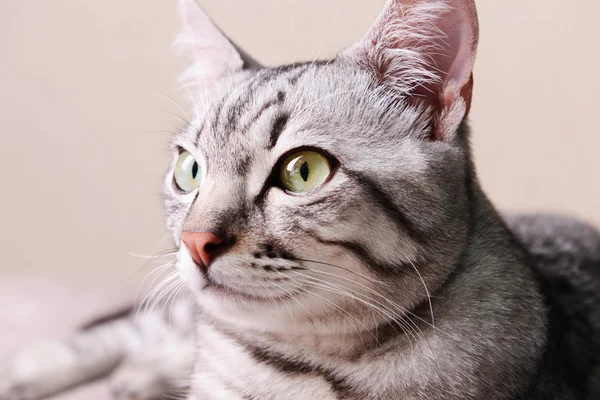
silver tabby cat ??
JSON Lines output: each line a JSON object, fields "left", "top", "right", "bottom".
{"left": 2, "top": 0, "right": 600, "bottom": 399}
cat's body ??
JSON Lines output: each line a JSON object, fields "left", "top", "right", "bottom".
{"left": 1, "top": 0, "right": 599, "bottom": 399}
{"left": 1, "top": 213, "right": 598, "bottom": 400}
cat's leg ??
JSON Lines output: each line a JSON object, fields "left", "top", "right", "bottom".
{"left": 109, "top": 335, "right": 194, "bottom": 400}
{"left": 0, "top": 316, "right": 136, "bottom": 400}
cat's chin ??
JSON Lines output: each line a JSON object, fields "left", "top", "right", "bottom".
{"left": 194, "top": 288, "right": 306, "bottom": 331}
{"left": 200, "top": 278, "right": 296, "bottom": 303}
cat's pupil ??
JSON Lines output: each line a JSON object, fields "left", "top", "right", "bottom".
{"left": 300, "top": 161, "right": 309, "bottom": 182}
{"left": 192, "top": 162, "right": 198, "bottom": 179}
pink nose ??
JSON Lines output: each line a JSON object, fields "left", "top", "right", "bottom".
{"left": 180, "top": 231, "right": 224, "bottom": 269}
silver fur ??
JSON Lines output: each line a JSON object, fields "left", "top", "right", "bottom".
{"left": 1, "top": 0, "right": 599, "bottom": 399}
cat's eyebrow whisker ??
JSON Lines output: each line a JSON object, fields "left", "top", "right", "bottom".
{"left": 309, "top": 15, "right": 335, "bottom": 70}
{"left": 161, "top": 65, "right": 199, "bottom": 121}
{"left": 297, "top": 81, "right": 387, "bottom": 114}
{"left": 145, "top": 87, "right": 193, "bottom": 122}
{"left": 138, "top": 129, "right": 183, "bottom": 136}
{"left": 150, "top": 108, "right": 194, "bottom": 127}
{"left": 294, "top": 51, "right": 339, "bottom": 108}
{"left": 295, "top": 88, "right": 362, "bottom": 114}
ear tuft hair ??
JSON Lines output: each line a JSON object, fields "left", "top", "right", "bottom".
{"left": 345, "top": 0, "right": 479, "bottom": 141}
{"left": 175, "top": 0, "right": 245, "bottom": 111}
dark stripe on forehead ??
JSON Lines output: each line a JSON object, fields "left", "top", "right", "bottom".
{"left": 210, "top": 95, "right": 228, "bottom": 137}
{"left": 253, "top": 60, "right": 333, "bottom": 87}
{"left": 267, "top": 113, "right": 290, "bottom": 150}
{"left": 240, "top": 91, "right": 286, "bottom": 134}
{"left": 289, "top": 60, "right": 335, "bottom": 84}
{"left": 206, "top": 73, "right": 262, "bottom": 141}
{"left": 194, "top": 118, "right": 206, "bottom": 144}
{"left": 222, "top": 73, "right": 267, "bottom": 135}
{"left": 345, "top": 169, "right": 426, "bottom": 243}
{"left": 196, "top": 61, "right": 332, "bottom": 144}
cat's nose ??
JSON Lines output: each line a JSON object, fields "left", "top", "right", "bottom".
{"left": 181, "top": 231, "right": 230, "bottom": 270}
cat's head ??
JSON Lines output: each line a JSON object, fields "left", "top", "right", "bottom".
{"left": 165, "top": 0, "right": 479, "bottom": 333}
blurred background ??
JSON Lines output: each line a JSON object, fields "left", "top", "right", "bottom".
{"left": 0, "top": 0, "right": 599, "bottom": 398}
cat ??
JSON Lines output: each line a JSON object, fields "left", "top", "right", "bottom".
{"left": 2, "top": 0, "right": 600, "bottom": 399}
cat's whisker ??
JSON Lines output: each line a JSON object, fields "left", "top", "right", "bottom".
{"left": 150, "top": 108, "right": 193, "bottom": 127}
{"left": 138, "top": 271, "right": 180, "bottom": 317}
{"left": 145, "top": 87, "right": 192, "bottom": 122}
{"left": 129, "top": 249, "right": 178, "bottom": 260}
{"left": 301, "top": 259, "right": 456, "bottom": 338}
{"left": 290, "top": 271, "right": 420, "bottom": 349}
{"left": 165, "top": 283, "right": 187, "bottom": 325}
{"left": 307, "top": 268, "right": 426, "bottom": 337}
{"left": 309, "top": 15, "right": 335, "bottom": 70}
{"left": 138, "top": 129, "right": 183, "bottom": 136}
{"left": 293, "top": 51, "right": 339, "bottom": 107}
{"left": 288, "top": 257, "right": 390, "bottom": 286}
{"left": 166, "top": 65, "right": 200, "bottom": 118}
{"left": 133, "top": 263, "right": 177, "bottom": 313}
{"left": 265, "top": 280, "right": 302, "bottom": 326}
{"left": 284, "top": 274, "right": 373, "bottom": 343}
{"left": 135, "top": 260, "right": 177, "bottom": 299}
{"left": 403, "top": 253, "right": 435, "bottom": 327}
{"left": 152, "top": 279, "right": 184, "bottom": 320}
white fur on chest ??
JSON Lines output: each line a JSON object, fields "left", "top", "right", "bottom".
{"left": 190, "top": 323, "right": 339, "bottom": 400}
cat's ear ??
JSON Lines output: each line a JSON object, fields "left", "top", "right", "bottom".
{"left": 177, "top": 0, "right": 261, "bottom": 107}
{"left": 345, "top": 0, "right": 479, "bottom": 141}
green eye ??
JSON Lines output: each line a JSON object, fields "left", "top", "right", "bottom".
{"left": 279, "top": 150, "right": 332, "bottom": 193}
{"left": 174, "top": 151, "right": 201, "bottom": 192}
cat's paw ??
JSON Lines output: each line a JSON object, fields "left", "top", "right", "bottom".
{"left": 108, "top": 338, "right": 193, "bottom": 400}
{"left": 109, "top": 365, "right": 169, "bottom": 400}
{"left": 0, "top": 380, "right": 30, "bottom": 400}
{"left": 0, "top": 340, "right": 79, "bottom": 400}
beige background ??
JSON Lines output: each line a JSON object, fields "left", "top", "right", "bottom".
{"left": 1, "top": 0, "right": 599, "bottom": 280}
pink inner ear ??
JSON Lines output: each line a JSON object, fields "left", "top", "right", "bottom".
{"left": 406, "top": 0, "right": 478, "bottom": 109}
{"left": 436, "top": 1, "right": 479, "bottom": 93}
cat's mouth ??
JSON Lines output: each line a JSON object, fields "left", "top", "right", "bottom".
{"left": 201, "top": 273, "right": 304, "bottom": 303}
{"left": 178, "top": 244, "right": 307, "bottom": 302}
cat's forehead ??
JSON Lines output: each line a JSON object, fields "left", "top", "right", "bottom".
{"left": 179, "top": 62, "right": 368, "bottom": 149}
{"left": 175, "top": 61, "right": 426, "bottom": 178}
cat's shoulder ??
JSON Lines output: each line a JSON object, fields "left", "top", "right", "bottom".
{"left": 505, "top": 213, "right": 600, "bottom": 399}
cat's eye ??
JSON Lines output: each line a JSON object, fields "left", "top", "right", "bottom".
{"left": 279, "top": 150, "right": 332, "bottom": 193}
{"left": 174, "top": 150, "right": 201, "bottom": 192}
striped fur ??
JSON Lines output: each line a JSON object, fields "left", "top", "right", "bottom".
{"left": 163, "top": 0, "right": 595, "bottom": 399}
{"left": 1, "top": 214, "right": 598, "bottom": 400}
{"left": 2, "top": 0, "right": 599, "bottom": 399}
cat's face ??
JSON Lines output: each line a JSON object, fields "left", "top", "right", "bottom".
{"left": 165, "top": 0, "right": 478, "bottom": 333}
